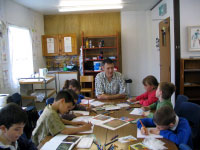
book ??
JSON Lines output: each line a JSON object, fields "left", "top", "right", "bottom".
{"left": 129, "top": 143, "right": 150, "bottom": 150}
{"left": 120, "top": 117, "right": 135, "bottom": 122}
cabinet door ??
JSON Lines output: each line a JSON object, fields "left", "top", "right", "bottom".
{"left": 59, "top": 34, "right": 77, "bottom": 55}
{"left": 57, "top": 72, "right": 78, "bottom": 92}
{"left": 42, "top": 35, "right": 59, "bottom": 56}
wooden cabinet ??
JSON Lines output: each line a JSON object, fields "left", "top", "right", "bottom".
{"left": 42, "top": 34, "right": 77, "bottom": 56}
{"left": 81, "top": 32, "right": 120, "bottom": 76}
{"left": 180, "top": 58, "right": 200, "bottom": 103}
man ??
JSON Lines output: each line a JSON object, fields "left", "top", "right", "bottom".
{"left": 95, "top": 58, "right": 127, "bottom": 100}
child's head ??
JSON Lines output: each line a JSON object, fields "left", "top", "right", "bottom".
{"left": 55, "top": 90, "right": 75, "bottom": 115}
{"left": 142, "top": 75, "right": 158, "bottom": 92}
{"left": 153, "top": 106, "right": 176, "bottom": 130}
{"left": 0, "top": 103, "right": 28, "bottom": 143}
{"left": 63, "top": 79, "right": 81, "bottom": 94}
{"left": 156, "top": 82, "right": 176, "bottom": 100}
{"left": 68, "top": 89, "right": 79, "bottom": 104}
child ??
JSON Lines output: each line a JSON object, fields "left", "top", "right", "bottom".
{"left": 63, "top": 79, "right": 90, "bottom": 104}
{"left": 0, "top": 103, "right": 37, "bottom": 150}
{"left": 32, "top": 90, "right": 92, "bottom": 146}
{"left": 128, "top": 75, "right": 158, "bottom": 106}
{"left": 142, "top": 82, "right": 175, "bottom": 118}
{"left": 61, "top": 89, "right": 86, "bottom": 120}
{"left": 137, "top": 106, "right": 193, "bottom": 149}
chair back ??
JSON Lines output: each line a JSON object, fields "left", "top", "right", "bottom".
{"left": 174, "top": 95, "right": 189, "bottom": 114}
{"left": 177, "top": 102, "right": 200, "bottom": 150}
{"left": 46, "top": 97, "right": 54, "bottom": 105}
{"left": 80, "top": 76, "right": 94, "bottom": 98}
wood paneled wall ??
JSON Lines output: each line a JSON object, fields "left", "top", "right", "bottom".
{"left": 44, "top": 12, "right": 121, "bottom": 50}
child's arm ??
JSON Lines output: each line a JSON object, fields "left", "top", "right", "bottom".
{"left": 137, "top": 118, "right": 156, "bottom": 129}
{"left": 61, "top": 122, "right": 92, "bottom": 135}
{"left": 159, "top": 119, "right": 192, "bottom": 146}
{"left": 139, "top": 95, "right": 158, "bottom": 106}
{"left": 135, "top": 92, "right": 148, "bottom": 101}
{"left": 61, "top": 119, "right": 86, "bottom": 126}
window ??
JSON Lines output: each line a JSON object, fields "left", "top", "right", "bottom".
{"left": 8, "top": 25, "right": 33, "bottom": 89}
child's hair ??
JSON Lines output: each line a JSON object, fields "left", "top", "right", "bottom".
{"left": 159, "top": 82, "right": 176, "bottom": 99}
{"left": 63, "top": 79, "right": 81, "bottom": 91}
{"left": 142, "top": 75, "right": 158, "bottom": 89}
{"left": 102, "top": 58, "right": 114, "bottom": 66}
{"left": 0, "top": 103, "right": 28, "bottom": 129}
{"left": 68, "top": 89, "right": 78, "bottom": 100}
{"left": 153, "top": 106, "right": 176, "bottom": 126}
{"left": 55, "top": 90, "right": 75, "bottom": 105}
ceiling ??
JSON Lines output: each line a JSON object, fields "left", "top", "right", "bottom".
{"left": 12, "top": 0, "right": 160, "bottom": 15}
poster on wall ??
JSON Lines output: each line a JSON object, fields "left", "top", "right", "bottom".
{"left": 64, "top": 37, "right": 72, "bottom": 53}
{"left": 188, "top": 26, "right": 200, "bottom": 51}
{"left": 47, "top": 38, "right": 55, "bottom": 53}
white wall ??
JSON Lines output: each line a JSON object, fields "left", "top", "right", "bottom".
{"left": 121, "top": 0, "right": 175, "bottom": 106}
{"left": 180, "top": 0, "right": 200, "bottom": 58}
{"left": 121, "top": 11, "right": 154, "bottom": 96}
{"left": 151, "top": 0, "right": 175, "bottom": 106}
{"left": 0, "top": 0, "right": 45, "bottom": 93}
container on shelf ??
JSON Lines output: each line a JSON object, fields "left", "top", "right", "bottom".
{"left": 93, "top": 61, "right": 102, "bottom": 71}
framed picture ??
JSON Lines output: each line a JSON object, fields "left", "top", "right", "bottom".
{"left": 188, "top": 26, "right": 200, "bottom": 51}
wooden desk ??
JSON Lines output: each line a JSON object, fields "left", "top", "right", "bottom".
{"left": 39, "top": 99, "right": 178, "bottom": 150}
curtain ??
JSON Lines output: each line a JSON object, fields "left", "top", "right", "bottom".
{"left": 8, "top": 25, "right": 34, "bottom": 92}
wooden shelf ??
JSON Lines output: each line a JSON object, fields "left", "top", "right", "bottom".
{"left": 85, "top": 59, "right": 118, "bottom": 62}
{"left": 84, "top": 70, "right": 102, "bottom": 73}
{"left": 83, "top": 47, "right": 117, "bottom": 50}
{"left": 82, "top": 35, "right": 116, "bottom": 38}
{"left": 19, "top": 76, "right": 55, "bottom": 84}
{"left": 184, "top": 69, "right": 200, "bottom": 72}
{"left": 184, "top": 83, "right": 200, "bottom": 87}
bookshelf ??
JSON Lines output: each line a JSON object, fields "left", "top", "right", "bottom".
{"left": 180, "top": 58, "right": 200, "bottom": 103}
{"left": 81, "top": 32, "right": 120, "bottom": 76}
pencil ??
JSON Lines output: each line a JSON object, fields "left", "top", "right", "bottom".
{"left": 139, "top": 120, "right": 148, "bottom": 135}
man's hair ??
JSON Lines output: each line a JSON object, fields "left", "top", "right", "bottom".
{"left": 55, "top": 90, "right": 75, "bottom": 105}
{"left": 0, "top": 103, "right": 28, "bottom": 129}
{"left": 153, "top": 106, "right": 176, "bottom": 126}
{"left": 68, "top": 89, "right": 78, "bottom": 100}
{"left": 63, "top": 79, "right": 81, "bottom": 91}
{"left": 159, "top": 82, "right": 176, "bottom": 99}
{"left": 102, "top": 58, "right": 114, "bottom": 66}
{"left": 142, "top": 75, "right": 158, "bottom": 88}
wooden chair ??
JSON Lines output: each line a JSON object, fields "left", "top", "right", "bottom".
{"left": 80, "top": 76, "right": 94, "bottom": 98}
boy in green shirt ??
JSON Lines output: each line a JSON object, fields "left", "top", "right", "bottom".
{"left": 142, "top": 82, "right": 175, "bottom": 118}
{"left": 32, "top": 90, "right": 92, "bottom": 146}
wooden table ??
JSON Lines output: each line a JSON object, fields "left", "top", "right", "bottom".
{"left": 39, "top": 99, "right": 178, "bottom": 150}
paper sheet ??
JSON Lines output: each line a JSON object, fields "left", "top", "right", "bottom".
{"left": 130, "top": 108, "right": 144, "bottom": 115}
{"left": 72, "top": 116, "right": 93, "bottom": 123}
{"left": 91, "top": 114, "right": 113, "bottom": 125}
{"left": 101, "top": 118, "right": 129, "bottom": 130}
{"left": 103, "top": 105, "right": 120, "bottom": 111}
{"left": 90, "top": 101, "right": 104, "bottom": 106}
{"left": 118, "top": 135, "right": 137, "bottom": 143}
{"left": 80, "top": 99, "right": 95, "bottom": 104}
{"left": 46, "top": 38, "right": 54, "bottom": 53}
{"left": 65, "top": 125, "right": 94, "bottom": 134}
{"left": 117, "top": 103, "right": 130, "bottom": 108}
{"left": 137, "top": 128, "right": 163, "bottom": 138}
{"left": 64, "top": 37, "right": 72, "bottom": 52}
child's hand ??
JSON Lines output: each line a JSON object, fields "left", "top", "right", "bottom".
{"left": 141, "top": 106, "right": 150, "bottom": 111}
{"left": 74, "top": 121, "right": 86, "bottom": 126}
{"left": 128, "top": 98, "right": 136, "bottom": 102}
{"left": 82, "top": 122, "right": 92, "bottom": 131}
{"left": 149, "top": 128, "right": 160, "bottom": 135}
{"left": 74, "top": 113, "right": 83, "bottom": 117}
{"left": 141, "top": 127, "right": 149, "bottom": 135}
{"left": 142, "top": 111, "right": 150, "bottom": 116}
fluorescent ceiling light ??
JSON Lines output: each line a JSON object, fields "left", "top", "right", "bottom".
{"left": 59, "top": 0, "right": 122, "bottom": 7}
{"left": 58, "top": 5, "right": 123, "bottom": 12}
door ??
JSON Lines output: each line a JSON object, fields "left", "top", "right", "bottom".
{"left": 159, "top": 17, "right": 171, "bottom": 82}
{"left": 42, "top": 35, "right": 59, "bottom": 56}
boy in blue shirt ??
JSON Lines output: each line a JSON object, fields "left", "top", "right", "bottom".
{"left": 137, "top": 106, "right": 193, "bottom": 149}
